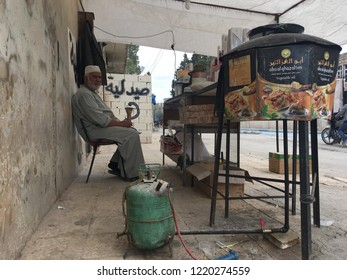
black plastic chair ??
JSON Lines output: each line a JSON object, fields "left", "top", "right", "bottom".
{"left": 81, "top": 119, "right": 118, "bottom": 183}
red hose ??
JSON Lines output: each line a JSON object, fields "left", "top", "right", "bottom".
{"left": 167, "top": 187, "right": 198, "bottom": 260}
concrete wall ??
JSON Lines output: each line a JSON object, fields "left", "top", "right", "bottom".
{"left": 104, "top": 73, "right": 153, "bottom": 143}
{"left": 240, "top": 119, "right": 328, "bottom": 131}
{"left": 0, "top": 0, "right": 81, "bottom": 259}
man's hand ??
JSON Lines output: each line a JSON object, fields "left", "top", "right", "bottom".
{"left": 121, "top": 120, "right": 133, "bottom": 127}
{"left": 109, "top": 119, "right": 132, "bottom": 127}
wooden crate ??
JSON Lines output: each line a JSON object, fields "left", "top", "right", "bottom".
{"left": 269, "top": 152, "right": 312, "bottom": 174}
{"left": 187, "top": 163, "right": 247, "bottom": 199}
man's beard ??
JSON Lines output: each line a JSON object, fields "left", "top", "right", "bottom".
{"left": 87, "top": 83, "right": 101, "bottom": 91}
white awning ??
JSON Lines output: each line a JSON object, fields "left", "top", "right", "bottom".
{"left": 82, "top": 0, "right": 347, "bottom": 56}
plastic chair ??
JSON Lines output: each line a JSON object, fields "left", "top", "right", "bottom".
{"left": 81, "top": 119, "right": 118, "bottom": 183}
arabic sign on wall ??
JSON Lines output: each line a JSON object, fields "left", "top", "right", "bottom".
{"left": 106, "top": 78, "right": 150, "bottom": 100}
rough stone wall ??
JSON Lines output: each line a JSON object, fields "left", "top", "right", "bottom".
{"left": 0, "top": 0, "right": 80, "bottom": 259}
{"left": 103, "top": 73, "right": 153, "bottom": 143}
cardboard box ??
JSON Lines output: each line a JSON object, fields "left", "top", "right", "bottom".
{"left": 187, "top": 163, "right": 252, "bottom": 199}
{"left": 269, "top": 152, "right": 312, "bottom": 174}
{"left": 193, "top": 177, "right": 244, "bottom": 199}
{"left": 179, "top": 104, "right": 218, "bottom": 124}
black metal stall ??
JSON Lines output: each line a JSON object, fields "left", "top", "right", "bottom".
{"left": 208, "top": 24, "right": 341, "bottom": 259}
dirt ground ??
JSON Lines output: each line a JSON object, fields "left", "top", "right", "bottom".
{"left": 17, "top": 130, "right": 347, "bottom": 260}
{"left": 200, "top": 130, "right": 347, "bottom": 260}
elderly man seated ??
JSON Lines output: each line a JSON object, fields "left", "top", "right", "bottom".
{"left": 71, "top": 65, "right": 144, "bottom": 181}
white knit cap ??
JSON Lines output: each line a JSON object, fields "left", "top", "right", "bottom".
{"left": 85, "top": 65, "right": 101, "bottom": 76}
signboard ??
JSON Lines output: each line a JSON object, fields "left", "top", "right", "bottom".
{"left": 224, "top": 44, "right": 340, "bottom": 121}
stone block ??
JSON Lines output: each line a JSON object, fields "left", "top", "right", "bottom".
{"left": 138, "top": 75, "right": 151, "bottom": 82}
{"left": 265, "top": 230, "right": 300, "bottom": 249}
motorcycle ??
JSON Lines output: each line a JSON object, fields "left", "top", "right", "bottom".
{"left": 321, "top": 112, "right": 347, "bottom": 145}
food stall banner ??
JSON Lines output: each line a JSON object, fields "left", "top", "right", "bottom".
{"left": 222, "top": 26, "right": 341, "bottom": 121}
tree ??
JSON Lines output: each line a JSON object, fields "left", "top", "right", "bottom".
{"left": 178, "top": 53, "right": 191, "bottom": 70}
{"left": 177, "top": 53, "right": 215, "bottom": 73}
{"left": 126, "top": 45, "right": 144, "bottom": 74}
{"left": 190, "top": 54, "right": 214, "bottom": 73}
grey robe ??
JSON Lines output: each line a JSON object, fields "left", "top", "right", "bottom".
{"left": 72, "top": 86, "right": 144, "bottom": 178}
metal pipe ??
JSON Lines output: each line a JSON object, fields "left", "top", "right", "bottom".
{"left": 298, "top": 121, "right": 312, "bottom": 260}
{"left": 226, "top": 195, "right": 290, "bottom": 200}
{"left": 253, "top": 179, "right": 291, "bottom": 193}
{"left": 276, "top": 121, "right": 279, "bottom": 152}
{"left": 191, "top": 125, "right": 194, "bottom": 164}
{"left": 190, "top": 125, "right": 195, "bottom": 187}
{"left": 283, "top": 120, "right": 290, "bottom": 229}
{"left": 292, "top": 121, "right": 298, "bottom": 215}
{"left": 178, "top": 226, "right": 287, "bottom": 235}
{"left": 219, "top": 173, "right": 302, "bottom": 185}
{"left": 311, "top": 119, "right": 320, "bottom": 227}
{"left": 225, "top": 120, "right": 231, "bottom": 218}
{"left": 237, "top": 122, "right": 241, "bottom": 167}
{"left": 209, "top": 69, "right": 225, "bottom": 226}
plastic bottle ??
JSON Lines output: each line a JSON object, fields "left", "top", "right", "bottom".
{"left": 215, "top": 249, "right": 240, "bottom": 260}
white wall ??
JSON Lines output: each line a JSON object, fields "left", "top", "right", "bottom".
{"left": 103, "top": 73, "right": 153, "bottom": 143}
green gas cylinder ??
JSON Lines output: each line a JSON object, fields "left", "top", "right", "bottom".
{"left": 125, "top": 180, "right": 175, "bottom": 250}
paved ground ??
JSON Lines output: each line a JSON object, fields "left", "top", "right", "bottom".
{"left": 18, "top": 130, "right": 347, "bottom": 260}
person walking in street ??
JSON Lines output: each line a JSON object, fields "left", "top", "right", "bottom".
{"left": 335, "top": 103, "right": 347, "bottom": 147}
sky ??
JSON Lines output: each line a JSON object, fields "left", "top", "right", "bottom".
{"left": 138, "top": 46, "right": 191, "bottom": 103}
{"left": 139, "top": 44, "right": 347, "bottom": 104}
